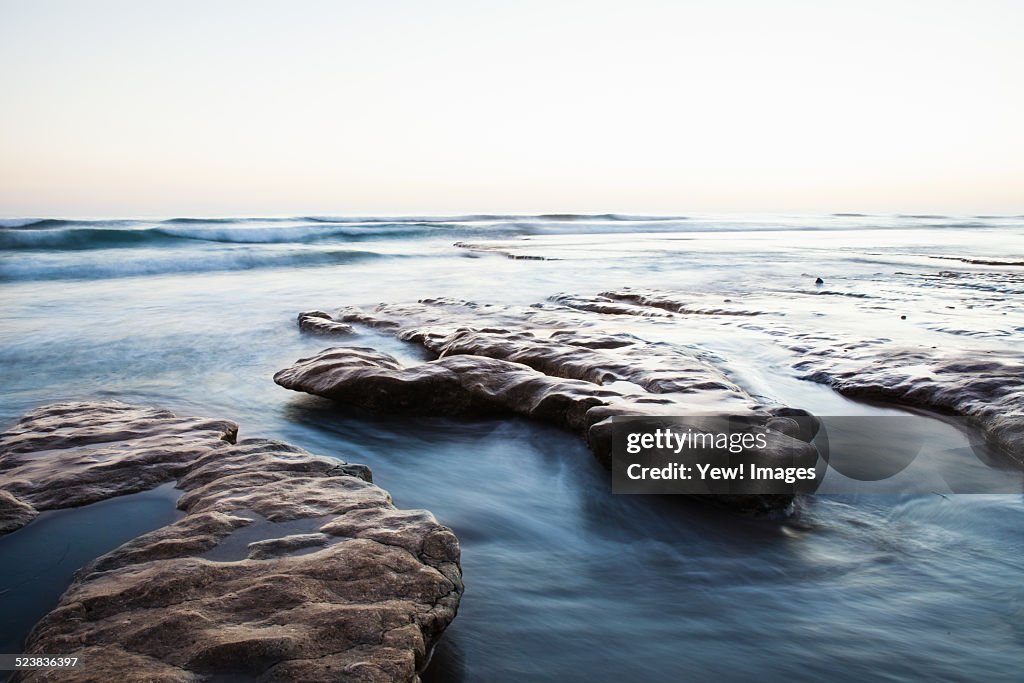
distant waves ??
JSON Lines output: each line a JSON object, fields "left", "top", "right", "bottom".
{"left": 1, "top": 213, "right": 1019, "bottom": 282}
{"left": 0, "top": 248, "right": 390, "bottom": 282}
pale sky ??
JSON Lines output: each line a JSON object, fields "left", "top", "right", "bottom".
{"left": 1, "top": 0, "right": 1021, "bottom": 217}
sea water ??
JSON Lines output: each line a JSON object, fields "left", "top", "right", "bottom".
{"left": 0, "top": 214, "right": 1021, "bottom": 681}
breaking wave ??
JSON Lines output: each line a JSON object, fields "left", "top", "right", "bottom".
{"left": 0, "top": 214, "right": 1015, "bottom": 254}
{"left": 0, "top": 248, "right": 390, "bottom": 282}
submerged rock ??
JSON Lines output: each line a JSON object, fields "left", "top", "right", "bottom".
{"left": 0, "top": 401, "right": 461, "bottom": 682}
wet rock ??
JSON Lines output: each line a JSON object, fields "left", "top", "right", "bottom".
{"left": 0, "top": 489, "right": 36, "bottom": 533}
{"left": 273, "top": 346, "right": 485, "bottom": 415}
{"left": 548, "top": 293, "right": 676, "bottom": 317}
{"left": 331, "top": 300, "right": 759, "bottom": 402}
{"left": 0, "top": 401, "right": 237, "bottom": 512}
{"left": 2, "top": 402, "right": 462, "bottom": 682}
{"left": 794, "top": 347, "right": 1024, "bottom": 460}
{"left": 277, "top": 298, "right": 823, "bottom": 514}
{"left": 765, "top": 416, "right": 802, "bottom": 439}
{"left": 282, "top": 300, "right": 763, "bottom": 419}
{"left": 297, "top": 310, "right": 356, "bottom": 336}
{"left": 276, "top": 346, "right": 626, "bottom": 429}
{"left": 543, "top": 289, "right": 1024, "bottom": 463}
{"left": 276, "top": 345, "right": 816, "bottom": 509}
{"left": 247, "top": 533, "right": 329, "bottom": 560}
{"left": 815, "top": 277, "right": 824, "bottom": 285}
{"left": 587, "top": 288, "right": 765, "bottom": 316}
{"left": 767, "top": 408, "right": 821, "bottom": 443}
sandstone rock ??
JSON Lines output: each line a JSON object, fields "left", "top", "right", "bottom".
{"left": 793, "top": 346, "right": 1024, "bottom": 461}
{"left": 277, "top": 298, "right": 824, "bottom": 514}
{"left": 554, "top": 288, "right": 765, "bottom": 317}
{"left": 0, "top": 401, "right": 237, "bottom": 512}
{"left": 318, "top": 289, "right": 1024, "bottom": 470}
{"left": 551, "top": 288, "right": 1024, "bottom": 463}
{"left": 273, "top": 347, "right": 483, "bottom": 415}
{"left": 0, "top": 488, "right": 36, "bottom": 533}
{"left": 1, "top": 402, "right": 461, "bottom": 682}
{"left": 334, "top": 299, "right": 758, "bottom": 403}
{"left": 297, "top": 310, "right": 356, "bottom": 336}
{"left": 548, "top": 293, "right": 676, "bottom": 317}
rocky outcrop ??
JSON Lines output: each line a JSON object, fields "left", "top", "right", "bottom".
{"left": 556, "top": 289, "right": 1024, "bottom": 463}
{"left": 275, "top": 346, "right": 630, "bottom": 430}
{"left": 790, "top": 343, "right": 1024, "bottom": 460}
{"left": 297, "top": 310, "right": 356, "bottom": 336}
{"left": 0, "top": 401, "right": 237, "bottom": 522}
{"left": 275, "top": 298, "right": 821, "bottom": 514}
{"left": 558, "top": 289, "right": 766, "bottom": 317}
{"left": 1, "top": 402, "right": 461, "bottom": 682}
{"left": 331, "top": 298, "right": 761, "bottom": 403}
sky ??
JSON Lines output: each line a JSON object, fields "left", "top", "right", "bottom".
{"left": 0, "top": 0, "right": 1021, "bottom": 217}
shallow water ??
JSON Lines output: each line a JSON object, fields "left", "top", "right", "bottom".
{"left": 0, "top": 483, "right": 183, "bottom": 656}
{"left": 1, "top": 214, "right": 1022, "bottom": 680}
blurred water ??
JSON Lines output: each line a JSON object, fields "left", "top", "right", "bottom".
{"left": 0, "top": 484, "right": 183, "bottom": 656}
{"left": 0, "top": 215, "right": 1021, "bottom": 680}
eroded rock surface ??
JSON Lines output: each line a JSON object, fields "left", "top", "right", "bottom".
{"left": 298, "top": 310, "right": 356, "bottom": 336}
{"left": 562, "top": 289, "right": 1024, "bottom": 462}
{"left": 0, "top": 402, "right": 461, "bottom": 682}
{"left": 0, "top": 401, "right": 237, "bottom": 524}
{"left": 276, "top": 298, "right": 821, "bottom": 514}
{"left": 0, "top": 488, "right": 36, "bottom": 533}
{"left": 789, "top": 343, "right": 1024, "bottom": 459}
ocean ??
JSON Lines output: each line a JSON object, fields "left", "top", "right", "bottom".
{"left": 1, "top": 214, "right": 1022, "bottom": 681}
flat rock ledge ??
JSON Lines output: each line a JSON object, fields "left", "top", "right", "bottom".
{"left": 275, "top": 298, "right": 822, "bottom": 516}
{"left": 0, "top": 401, "right": 462, "bottom": 682}
{"left": 560, "top": 289, "right": 1024, "bottom": 461}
